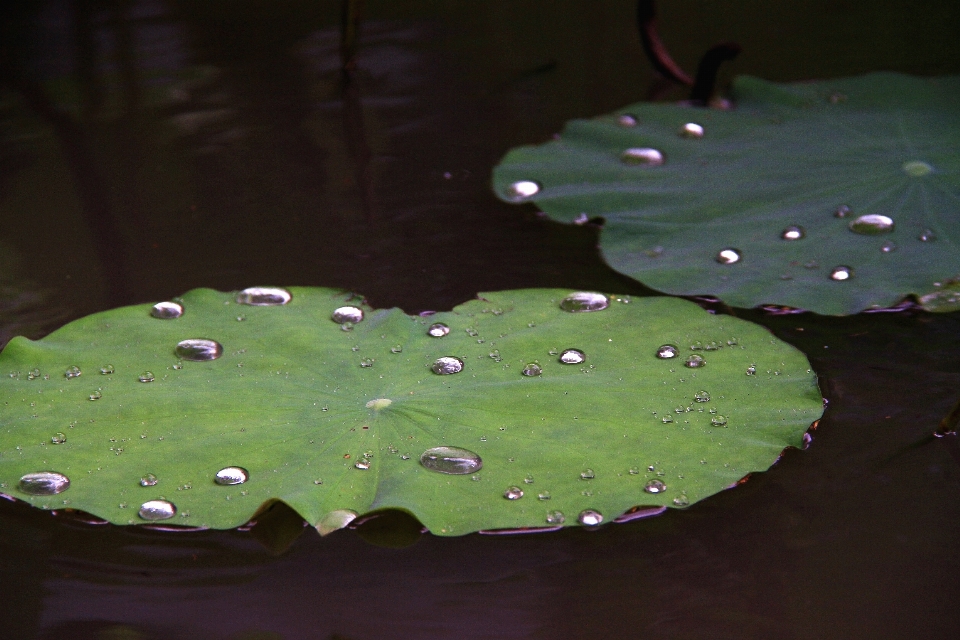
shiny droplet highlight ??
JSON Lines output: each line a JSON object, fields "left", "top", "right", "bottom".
{"left": 175, "top": 339, "right": 223, "bottom": 361}
{"left": 427, "top": 323, "right": 450, "bottom": 337}
{"left": 522, "top": 363, "right": 543, "bottom": 377}
{"left": 332, "top": 306, "right": 364, "bottom": 324}
{"left": 236, "top": 287, "right": 291, "bottom": 306}
{"left": 781, "top": 226, "right": 805, "bottom": 240}
{"left": 656, "top": 345, "right": 679, "bottom": 359}
{"left": 715, "top": 248, "right": 741, "bottom": 265}
{"left": 18, "top": 471, "right": 70, "bottom": 496}
{"left": 214, "top": 466, "right": 248, "bottom": 485}
{"left": 678, "top": 122, "right": 704, "bottom": 138}
{"left": 620, "top": 147, "right": 664, "bottom": 166}
{"left": 559, "top": 292, "right": 609, "bottom": 312}
{"left": 505, "top": 180, "right": 541, "bottom": 201}
{"left": 849, "top": 214, "right": 894, "bottom": 235}
{"left": 578, "top": 509, "right": 603, "bottom": 526}
{"left": 151, "top": 301, "right": 183, "bottom": 319}
{"left": 504, "top": 486, "right": 524, "bottom": 500}
{"left": 419, "top": 446, "right": 483, "bottom": 475}
{"left": 829, "top": 266, "right": 853, "bottom": 281}
{"left": 559, "top": 349, "right": 585, "bottom": 364}
{"left": 431, "top": 356, "right": 463, "bottom": 375}
{"left": 138, "top": 499, "right": 176, "bottom": 521}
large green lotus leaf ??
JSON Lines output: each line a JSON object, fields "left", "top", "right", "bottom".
{"left": 493, "top": 73, "right": 960, "bottom": 315}
{"left": 0, "top": 287, "right": 821, "bottom": 535}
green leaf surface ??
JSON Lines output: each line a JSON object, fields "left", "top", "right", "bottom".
{"left": 493, "top": 73, "right": 960, "bottom": 315}
{"left": 0, "top": 287, "right": 821, "bottom": 535}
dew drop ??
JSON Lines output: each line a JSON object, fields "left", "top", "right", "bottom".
{"left": 488, "top": 349, "right": 502, "bottom": 362}
{"left": 616, "top": 114, "right": 638, "bottom": 127}
{"left": 175, "top": 339, "right": 223, "bottom": 361}
{"left": 746, "top": 364, "right": 757, "bottom": 376}
{"left": 672, "top": 494, "right": 690, "bottom": 507}
{"left": 505, "top": 180, "right": 541, "bottom": 201}
{"left": 661, "top": 415, "right": 674, "bottom": 424}
{"left": 694, "top": 390, "right": 710, "bottom": 403}
{"left": 578, "top": 509, "right": 603, "bottom": 526}
{"left": 390, "top": 345, "right": 403, "bottom": 353}
{"left": 140, "top": 473, "right": 158, "bottom": 487}
{"left": 679, "top": 122, "right": 704, "bottom": 138}
{"left": 214, "top": 466, "right": 248, "bottom": 485}
{"left": 546, "top": 510, "right": 566, "bottom": 524}
{"left": 332, "top": 306, "right": 364, "bottom": 324}
{"left": 656, "top": 344, "right": 679, "bottom": 359}
{"left": 881, "top": 241, "right": 897, "bottom": 253}
{"left": 918, "top": 229, "right": 937, "bottom": 242}
{"left": 150, "top": 301, "right": 183, "bottom": 319}
{"left": 88, "top": 390, "right": 102, "bottom": 401}
{"left": 522, "top": 363, "right": 543, "bottom": 377}
{"left": 684, "top": 354, "right": 705, "bottom": 368}
{"left": 711, "top": 415, "right": 728, "bottom": 427}
{"left": 431, "top": 356, "right": 463, "bottom": 375}
{"left": 715, "top": 248, "right": 741, "bottom": 265}
{"left": 848, "top": 214, "right": 894, "bottom": 235}
{"left": 138, "top": 499, "right": 176, "bottom": 521}
{"left": 902, "top": 160, "right": 933, "bottom": 177}
{"left": 355, "top": 460, "right": 370, "bottom": 470}
{"left": 50, "top": 432, "right": 67, "bottom": 444}
{"left": 18, "top": 471, "right": 70, "bottom": 495}
{"left": 644, "top": 479, "right": 667, "bottom": 494}
{"left": 427, "top": 323, "right": 447, "bottom": 337}
{"left": 580, "top": 469, "right": 595, "bottom": 480}
{"left": 138, "top": 372, "right": 155, "bottom": 383}
{"left": 829, "top": 266, "right": 852, "bottom": 281}
{"left": 504, "top": 486, "right": 524, "bottom": 500}
{"left": 420, "top": 446, "right": 483, "bottom": 475}
{"left": 359, "top": 358, "right": 375, "bottom": 368}
{"left": 559, "top": 349, "right": 585, "bottom": 365}
{"left": 236, "top": 287, "right": 291, "bottom": 306}
{"left": 64, "top": 366, "right": 81, "bottom": 379}
{"left": 559, "top": 292, "right": 609, "bottom": 312}
{"left": 538, "top": 491, "right": 552, "bottom": 500}
{"left": 781, "top": 226, "right": 805, "bottom": 240}
{"left": 620, "top": 147, "right": 664, "bottom": 166}
{"left": 834, "top": 204, "right": 851, "bottom": 218}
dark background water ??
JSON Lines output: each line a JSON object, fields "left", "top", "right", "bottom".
{"left": 1, "top": 1, "right": 959, "bottom": 638}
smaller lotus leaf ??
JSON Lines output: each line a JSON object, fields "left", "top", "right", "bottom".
{"left": 0, "top": 288, "right": 821, "bottom": 535}
{"left": 493, "top": 73, "right": 960, "bottom": 315}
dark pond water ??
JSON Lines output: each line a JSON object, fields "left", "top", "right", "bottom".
{"left": 2, "top": 1, "right": 959, "bottom": 638}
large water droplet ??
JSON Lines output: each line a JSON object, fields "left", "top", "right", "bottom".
{"left": 427, "top": 323, "right": 450, "bottom": 337}
{"left": 64, "top": 366, "right": 81, "bottom": 379}
{"left": 559, "top": 292, "right": 609, "bottom": 312}
{"left": 616, "top": 114, "right": 638, "bottom": 127}
{"left": 620, "top": 147, "right": 665, "bottom": 166}
{"left": 522, "top": 363, "right": 543, "bottom": 377}
{"left": 140, "top": 473, "right": 158, "bottom": 487}
{"left": 644, "top": 479, "right": 667, "bottom": 494}
{"left": 151, "top": 301, "right": 183, "bottom": 319}
{"left": 236, "top": 287, "right": 291, "bottom": 306}
{"left": 559, "top": 349, "right": 585, "bottom": 365}
{"left": 656, "top": 344, "right": 679, "bottom": 359}
{"left": 829, "top": 266, "right": 852, "bottom": 281}
{"left": 138, "top": 371, "right": 155, "bottom": 383}
{"left": 781, "top": 226, "right": 805, "bottom": 240}
{"left": 420, "top": 446, "right": 483, "bottom": 475}
{"left": 504, "top": 486, "right": 524, "bottom": 500}
{"left": 546, "top": 510, "right": 565, "bottom": 524}
{"left": 694, "top": 390, "right": 710, "bottom": 403}
{"left": 849, "top": 214, "right": 894, "bottom": 235}
{"left": 505, "top": 180, "right": 541, "bottom": 201}
{"left": 711, "top": 415, "right": 728, "bottom": 427}
{"left": 175, "top": 339, "right": 223, "bottom": 361}
{"left": 578, "top": 509, "right": 603, "bottom": 526}
{"left": 678, "top": 122, "right": 704, "bottom": 138}
{"left": 138, "top": 499, "right": 176, "bottom": 521}
{"left": 214, "top": 466, "right": 248, "bottom": 485}
{"left": 902, "top": 160, "right": 933, "bottom": 177}
{"left": 431, "top": 356, "right": 463, "bottom": 375}
{"left": 684, "top": 354, "right": 705, "bottom": 368}
{"left": 715, "top": 247, "right": 742, "bottom": 265}
{"left": 18, "top": 471, "right": 70, "bottom": 495}
{"left": 332, "top": 306, "right": 364, "bottom": 324}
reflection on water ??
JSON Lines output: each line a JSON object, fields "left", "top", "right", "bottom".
{"left": 2, "top": 0, "right": 960, "bottom": 638}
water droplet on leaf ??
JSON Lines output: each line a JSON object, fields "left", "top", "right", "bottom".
{"left": 505, "top": 180, "right": 541, "bottom": 201}
{"left": 214, "top": 467, "right": 248, "bottom": 485}
{"left": 711, "top": 415, "right": 728, "bottom": 427}
{"left": 644, "top": 479, "right": 667, "bottom": 494}
{"left": 432, "top": 356, "right": 464, "bottom": 375}
{"left": 679, "top": 122, "right": 704, "bottom": 138}
{"left": 522, "top": 363, "right": 542, "bottom": 377}
{"left": 580, "top": 469, "right": 595, "bottom": 480}
{"left": 18, "top": 471, "right": 70, "bottom": 495}
{"left": 64, "top": 366, "right": 81, "bottom": 379}
{"left": 138, "top": 499, "right": 176, "bottom": 521}
{"left": 656, "top": 344, "right": 679, "bottom": 359}
{"left": 50, "top": 432, "right": 66, "bottom": 444}
{"left": 881, "top": 241, "right": 897, "bottom": 253}
{"left": 546, "top": 510, "right": 565, "bottom": 524}
{"left": 746, "top": 364, "right": 757, "bottom": 376}
{"left": 684, "top": 355, "right": 705, "bottom": 368}
{"left": 578, "top": 509, "right": 603, "bottom": 526}
{"left": 834, "top": 204, "right": 851, "bottom": 218}
{"left": 694, "top": 390, "right": 710, "bottom": 403}
{"left": 616, "top": 114, "right": 637, "bottom": 127}
{"left": 236, "top": 287, "right": 291, "bottom": 306}
{"left": 829, "top": 266, "right": 852, "bottom": 281}
{"left": 849, "top": 214, "right": 894, "bottom": 235}
{"left": 100, "top": 365, "right": 114, "bottom": 375}
{"left": 332, "top": 306, "right": 364, "bottom": 324}
{"left": 620, "top": 147, "right": 664, "bottom": 166}
{"left": 175, "top": 339, "right": 223, "bottom": 361}
{"left": 138, "top": 372, "right": 155, "bottom": 383}
{"left": 902, "top": 160, "right": 933, "bottom": 177}
{"left": 504, "top": 486, "right": 524, "bottom": 500}
{"left": 559, "top": 349, "right": 585, "bottom": 364}
{"left": 918, "top": 229, "right": 936, "bottom": 242}
{"left": 420, "top": 446, "right": 483, "bottom": 474}
{"left": 140, "top": 473, "right": 158, "bottom": 487}
{"left": 559, "top": 292, "right": 609, "bottom": 312}
{"left": 715, "top": 248, "right": 741, "bottom": 265}
{"left": 150, "top": 301, "right": 183, "bottom": 319}
{"left": 781, "top": 226, "right": 805, "bottom": 240}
